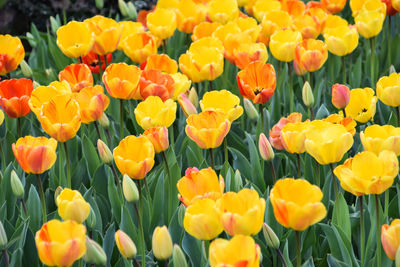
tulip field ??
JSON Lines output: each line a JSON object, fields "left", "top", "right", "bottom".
{"left": 3, "top": 0, "right": 400, "bottom": 266}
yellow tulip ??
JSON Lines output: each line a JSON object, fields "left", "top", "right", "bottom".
{"left": 200, "top": 90, "right": 243, "bottom": 122}
{"left": 323, "top": 15, "right": 348, "bottom": 34}
{"left": 118, "top": 21, "right": 145, "bottom": 50}
{"left": 344, "top": 87, "right": 377, "bottom": 123}
{"left": 134, "top": 96, "right": 177, "bottom": 130}
{"left": 322, "top": 114, "right": 357, "bottom": 136}
{"left": 113, "top": 135, "right": 155, "bottom": 179}
{"left": 147, "top": 8, "right": 177, "bottom": 40}
{"left": 207, "top": 0, "right": 239, "bottom": 24}
{"left": 177, "top": 167, "right": 224, "bottom": 206}
{"left": 382, "top": 219, "right": 400, "bottom": 260}
{"left": 183, "top": 198, "right": 223, "bottom": 240}
{"left": 377, "top": 72, "right": 400, "bottom": 107}
{"left": 122, "top": 32, "right": 158, "bottom": 64}
{"left": 152, "top": 226, "right": 173, "bottom": 260}
{"left": 305, "top": 120, "right": 353, "bottom": 165}
{"left": 252, "top": 0, "right": 281, "bottom": 22}
{"left": 171, "top": 73, "right": 191, "bottom": 100}
{"left": 334, "top": 150, "right": 398, "bottom": 195}
{"left": 175, "top": 0, "right": 206, "bottom": 34}
{"left": 281, "top": 122, "right": 311, "bottom": 154}
{"left": 0, "top": 34, "right": 25, "bottom": 75}
{"left": 270, "top": 29, "right": 302, "bottom": 62}
{"left": 209, "top": 235, "right": 261, "bottom": 267}
{"left": 360, "top": 124, "right": 400, "bottom": 155}
{"left": 115, "top": 230, "right": 137, "bottom": 259}
{"left": 270, "top": 178, "right": 327, "bottom": 231}
{"left": 56, "top": 21, "right": 94, "bottom": 58}
{"left": 234, "top": 17, "right": 261, "bottom": 43}
{"left": 56, "top": 188, "right": 90, "bottom": 224}
{"left": 216, "top": 188, "right": 265, "bottom": 236}
{"left": 323, "top": 25, "right": 359, "bottom": 57}
{"left": 351, "top": 0, "right": 387, "bottom": 16}
{"left": 292, "top": 14, "right": 322, "bottom": 40}
{"left": 35, "top": 219, "right": 86, "bottom": 267}
{"left": 355, "top": 11, "right": 385, "bottom": 39}
{"left": 259, "top": 10, "right": 292, "bottom": 45}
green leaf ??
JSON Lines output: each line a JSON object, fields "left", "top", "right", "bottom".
{"left": 182, "top": 233, "right": 203, "bottom": 267}
{"left": 26, "top": 185, "right": 41, "bottom": 232}
{"left": 332, "top": 193, "right": 351, "bottom": 242}
{"left": 245, "top": 132, "right": 265, "bottom": 191}
{"left": 82, "top": 135, "right": 101, "bottom": 178}
{"left": 103, "top": 223, "right": 115, "bottom": 267}
{"left": 319, "top": 223, "right": 352, "bottom": 265}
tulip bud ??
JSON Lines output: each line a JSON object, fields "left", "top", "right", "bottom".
{"left": 97, "top": 139, "right": 113, "bottom": 165}
{"left": 143, "top": 127, "right": 169, "bottom": 153}
{"left": 233, "top": 170, "right": 243, "bottom": 192}
{"left": 259, "top": 133, "right": 274, "bottom": 161}
{"left": 152, "top": 226, "right": 173, "bottom": 260}
{"left": 115, "top": 230, "right": 137, "bottom": 259}
{"left": 123, "top": 174, "right": 139, "bottom": 202}
{"left": 243, "top": 98, "right": 259, "bottom": 120}
{"left": 98, "top": 113, "right": 110, "bottom": 128}
{"left": 118, "top": 0, "right": 129, "bottom": 17}
{"left": 83, "top": 237, "right": 107, "bottom": 265}
{"left": 302, "top": 81, "right": 314, "bottom": 108}
{"left": 390, "top": 65, "right": 397, "bottom": 74}
{"left": 177, "top": 93, "right": 197, "bottom": 117}
{"left": 54, "top": 186, "right": 63, "bottom": 206}
{"left": 172, "top": 244, "right": 188, "bottom": 267}
{"left": 127, "top": 2, "right": 137, "bottom": 20}
{"left": 178, "top": 204, "right": 186, "bottom": 227}
{"left": 331, "top": 83, "right": 350, "bottom": 110}
{"left": 49, "top": 16, "right": 60, "bottom": 35}
{"left": 10, "top": 170, "right": 24, "bottom": 198}
{"left": 33, "top": 81, "right": 40, "bottom": 89}
{"left": 0, "top": 221, "right": 7, "bottom": 249}
{"left": 95, "top": 0, "right": 104, "bottom": 9}
{"left": 189, "top": 87, "right": 199, "bottom": 108}
{"left": 86, "top": 207, "right": 96, "bottom": 229}
{"left": 263, "top": 223, "right": 280, "bottom": 249}
{"left": 20, "top": 59, "right": 33, "bottom": 78}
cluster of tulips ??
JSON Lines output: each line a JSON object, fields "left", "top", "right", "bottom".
{"left": 1, "top": 0, "right": 400, "bottom": 266}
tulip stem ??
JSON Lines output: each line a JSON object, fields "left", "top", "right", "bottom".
{"left": 63, "top": 142, "right": 71, "bottom": 189}
{"left": 36, "top": 174, "right": 47, "bottom": 223}
{"left": 223, "top": 138, "right": 228, "bottom": 165}
{"left": 342, "top": 108, "right": 347, "bottom": 118}
{"left": 110, "top": 163, "right": 123, "bottom": 202}
{"left": 370, "top": 37, "right": 376, "bottom": 87}
{"left": 388, "top": 17, "right": 392, "bottom": 67}
{"left": 161, "top": 151, "right": 173, "bottom": 223}
{"left": 341, "top": 56, "right": 346, "bottom": 84}
{"left": 360, "top": 196, "right": 365, "bottom": 267}
{"left": 0, "top": 139, "right": 5, "bottom": 170}
{"left": 259, "top": 104, "right": 264, "bottom": 133}
{"left": 295, "top": 231, "right": 301, "bottom": 267}
{"left": 375, "top": 194, "right": 381, "bottom": 267}
{"left": 269, "top": 161, "right": 276, "bottom": 184}
{"left": 132, "top": 258, "right": 141, "bottom": 267}
{"left": 120, "top": 99, "right": 124, "bottom": 139}
{"left": 276, "top": 248, "right": 288, "bottom": 267}
{"left": 209, "top": 149, "right": 214, "bottom": 169}
{"left": 137, "top": 180, "right": 146, "bottom": 267}
{"left": 395, "top": 107, "right": 400, "bottom": 127}
{"left": 1, "top": 250, "right": 9, "bottom": 267}
{"left": 296, "top": 154, "right": 301, "bottom": 178}
{"left": 288, "top": 63, "right": 294, "bottom": 113}
{"left": 208, "top": 80, "right": 213, "bottom": 91}
{"left": 20, "top": 198, "right": 28, "bottom": 216}
{"left": 329, "top": 163, "right": 338, "bottom": 200}
{"left": 202, "top": 240, "right": 210, "bottom": 262}
{"left": 17, "top": 117, "right": 22, "bottom": 137}
{"left": 169, "top": 127, "right": 175, "bottom": 147}
{"left": 315, "top": 160, "right": 320, "bottom": 187}
{"left": 309, "top": 107, "right": 314, "bottom": 120}
{"left": 94, "top": 121, "right": 102, "bottom": 140}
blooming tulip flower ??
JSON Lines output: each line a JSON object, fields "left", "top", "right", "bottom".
{"left": 323, "top": 15, "right": 349, "bottom": 34}
{"left": 134, "top": 96, "right": 177, "bottom": 130}
{"left": 185, "top": 110, "right": 231, "bottom": 149}
{"left": 118, "top": 21, "right": 145, "bottom": 50}
{"left": 382, "top": 219, "right": 400, "bottom": 260}
{"left": 192, "top": 22, "right": 222, "bottom": 42}
{"left": 234, "top": 17, "right": 261, "bottom": 42}
{"left": 209, "top": 235, "right": 261, "bottom": 267}
{"left": 322, "top": 114, "right": 357, "bottom": 136}
{"left": 270, "top": 178, "right": 327, "bottom": 231}
{"left": 294, "top": 39, "right": 328, "bottom": 73}
{"left": 292, "top": 14, "right": 322, "bottom": 40}
{"left": 258, "top": 10, "right": 292, "bottom": 45}
{"left": 377, "top": 73, "right": 400, "bottom": 107}
{"left": 237, "top": 61, "right": 276, "bottom": 105}
{"left": 171, "top": 73, "right": 192, "bottom": 100}
{"left": 344, "top": 87, "right": 377, "bottom": 123}
{"left": 141, "top": 54, "right": 178, "bottom": 74}
{"left": 360, "top": 125, "right": 400, "bottom": 155}
{"left": 113, "top": 135, "right": 155, "bottom": 180}
{"left": 38, "top": 94, "right": 81, "bottom": 143}
{"left": 334, "top": 150, "right": 398, "bottom": 196}
{"left": 200, "top": 90, "right": 243, "bottom": 122}
{"left": 152, "top": 226, "right": 173, "bottom": 260}
{"left": 183, "top": 198, "right": 223, "bottom": 240}
{"left": 122, "top": 32, "right": 158, "bottom": 64}
{"left": 12, "top": 136, "right": 57, "bottom": 174}
{"left": 281, "top": 122, "right": 311, "bottom": 154}
{"left": 355, "top": 11, "right": 385, "bottom": 39}
{"left": 58, "top": 64, "right": 93, "bottom": 93}
{"left": 56, "top": 21, "right": 94, "bottom": 58}
{"left": 231, "top": 42, "right": 268, "bottom": 70}
{"left": 351, "top": 0, "right": 387, "bottom": 16}
{"left": 175, "top": 0, "right": 206, "bottom": 34}
{"left": 143, "top": 126, "right": 169, "bottom": 153}
{"left": 323, "top": 25, "right": 359, "bottom": 57}
{"left": 305, "top": 120, "right": 353, "bottom": 165}
{"left": 102, "top": 63, "right": 142, "bottom": 100}
{"left": 177, "top": 167, "right": 224, "bottom": 206}
{"left": 281, "top": 0, "right": 306, "bottom": 17}
{"left": 393, "top": 0, "right": 400, "bottom": 11}
{"left": 321, "top": 0, "right": 347, "bottom": 13}
{"left": 207, "top": 0, "right": 239, "bottom": 24}
{"left": 71, "top": 85, "right": 110, "bottom": 124}
{"left": 269, "top": 112, "right": 303, "bottom": 150}
{"left": 332, "top": 83, "right": 351, "bottom": 110}
{"left": 0, "top": 34, "right": 25, "bottom": 75}
{"left": 216, "top": 188, "right": 265, "bottom": 236}
{"left": 252, "top": 0, "right": 281, "bottom": 22}
{"left": 305, "top": 2, "right": 328, "bottom": 26}
{"left": 382, "top": 0, "right": 397, "bottom": 15}
{"left": 56, "top": 188, "right": 90, "bottom": 224}
{"left": 0, "top": 78, "right": 33, "bottom": 118}
{"left": 270, "top": 29, "right": 302, "bottom": 62}
{"left": 115, "top": 230, "right": 137, "bottom": 259}
{"left": 139, "top": 69, "right": 175, "bottom": 101}
{"left": 147, "top": 8, "right": 177, "bottom": 40}
{"left": 35, "top": 219, "right": 86, "bottom": 267}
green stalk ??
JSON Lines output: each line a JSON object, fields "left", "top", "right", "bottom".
{"left": 296, "top": 231, "right": 301, "bottom": 267}
{"left": 110, "top": 163, "right": 124, "bottom": 202}
{"left": 375, "top": 194, "right": 381, "bottom": 267}
{"left": 209, "top": 148, "right": 214, "bottom": 169}
{"left": 276, "top": 248, "right": 288, "bottom": 267}
{"left": 330, "top": 163, "right": 338, "bottom": 200}
{"left": 63, "top": 142, "right": 71, "bottom": 188}
{"left": 223, "top": 138, "right": 228, "bottom": 165}
{"left": 138, "top": 180, "right": 146, "bottom": 267}
{"left": 17, "top": 117, "right": 22, "bottom": 137}
{"left": 269, "top": 161, "right": 276, "bottom": 184}
{"left": 370, "top": 37, "right": 376, "bottom": 87}
{"left": 288, "top": 63, "right": 294, "bottom": 113}
{"left": 120, "top": 99, "right": 124, "bottom": 139}
{"left": 259, "top": 104, "right": 264, "bottom": 134}
{"left": 296, "top": 154, "right": 301, "bottom": 178}
{"left": 388, "top": 17, "right": 392, "bottom": 67}
{"left": 395, "top": 107, "right": 400, "bottom": 127}
{"left": 36, "top": 174, "right": 47, "bottom": 223}
{"left": 161, "top": 151, "right": 173, "bottom": 223}
{"left": 169, "top": 126, "right": 175, "bottom": 147}
{"left": 342, "top": 56, "right": 346, "bottom": 84}
{"left": 360, "top": 196, "right": 365, "bottom": 267}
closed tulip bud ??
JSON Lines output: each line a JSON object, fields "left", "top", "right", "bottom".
{"left": 243, "top": 98, "right": 259, "bottom": 120}
{"left": 97, "top": 139, "right": 113, "bottom": 165}
{"left": 152, "top": 226, "right": 173, "bottom": 260}
{"left": 259, "top": 133, "right": 274, "bottom": 161}
{"left": 86, "top": 207, "right": 96, "bottom": 229}
{"left": 98, "top": 112, "right": 110, "bottom": 128}
{"left": 11, "top": 170, "right": 24, "bottom": 198}
{"left": 390, "top": 65, "right": 397, "bottom": 74}
{"left": 20, "top": 59, "right": 33, "bottom": 77}
{"left": 115, "top": 230, "right": 137, "bottom": 259}
{"left": 49, "top": 16, "right": 60, "bottom": 35}
{"left": 172, "top": 244, "right": 188, "bottom": 267}
{"left": 127, "top": 2, "right": 137, "bottom": 20}
{"left": 233, "top": 170, "right": 243, "bottom": 191}
{"left": 263, "top": 223, "right": 280, "bottom": 249}
{"left": 189, "top": 87, "right": 199, "bottom": 108}
{"left": 178, "top": 93, "right": 197, "bottom": 117}
{"left": 95, "top": 0, "right": 104, "bottom": 9}
{"left": 83, "top": 237, "right": 107, "bottom": 265}
{"left": 396, "top": 247, "right": 400, "bottom": 267}
{"left": 54, "top": 186, "right": 62, "bottom": 206}
{"left": 118, "top": 0, "right": 129, "bottom": 17}
{"left": 178, "top": 204, "right": 186, "bottom": 227}
{"left": 33, "top": 81, "right": 40, "bottom": 89}
{"left": 0, "top": 221, "right": 7, "bottom": 249}
{"left": 331, "top": 83, "right": 350, "bottom": 110}
{"left": 302, "top": 81, "right": 314, "bottom": 108}
{"left": 123, "top": 174, "right": 139, "bottom": 202}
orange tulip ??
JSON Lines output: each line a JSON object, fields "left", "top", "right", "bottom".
{"left": 141, "top": 54, "right": 178, "bottom": 74}
{"left": 237, "top": 61, "right": 276, "bottom": 104}
{"left": 72, "top": 85, "right": 110, "bottom": 124}
{"left": 382, "top": 0, "right": 397, "bottom": 15}
{"left": 58, "top": 64, "right": 93, "bottom": 93}
{"left": 103, "top": 63, "right": 142, "bottom": 100}
{"left": 12, "top": 136, "right": 57, "bottom": 174}
{"left": 321, "top": 0, "right": 347, "bottom": 13}
{"left": 177, "top": 167, "right": 224, "bottom": 206}
{"left": 139, "top": 69, "right": 175, "bottom": 101}
{"left": 122, "top": 32, "right": 157, "bottom": 64}
{"left": 0, "top": 34, "right": 25, "bottom": 75}
{"left": 381, "top": 219, "right": 400, "bottom": 260}
{"left": 332, "top": 83, "right": 351, "bottom": 110}
{"left": 281, "top": 0, "right": 306, "bottom": 17}
{"left": 0, "top": 78, "right": 33, "bottom": 118}
{"left": 143, "top": 126, "right": 169, "bottom": 153}
{"left": 232, "top": 42, "right": 268, "bottom": 70}
{"left": 294, "top": 39, "right": 328, "bottom": 73}
{"left": 269, "top": 113, "right": 303, "bottom": 150}
{"left": 305, "top": 2, "right": 328, "bottom": 26}
{"left": 292, "top": 14, "right": 322, "bottom": 40}
{"left": 79, "top": 52, "right": 112, "bottom": 74}
{"left": 323, "top": 114, "right": 357, "bottom": 136}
